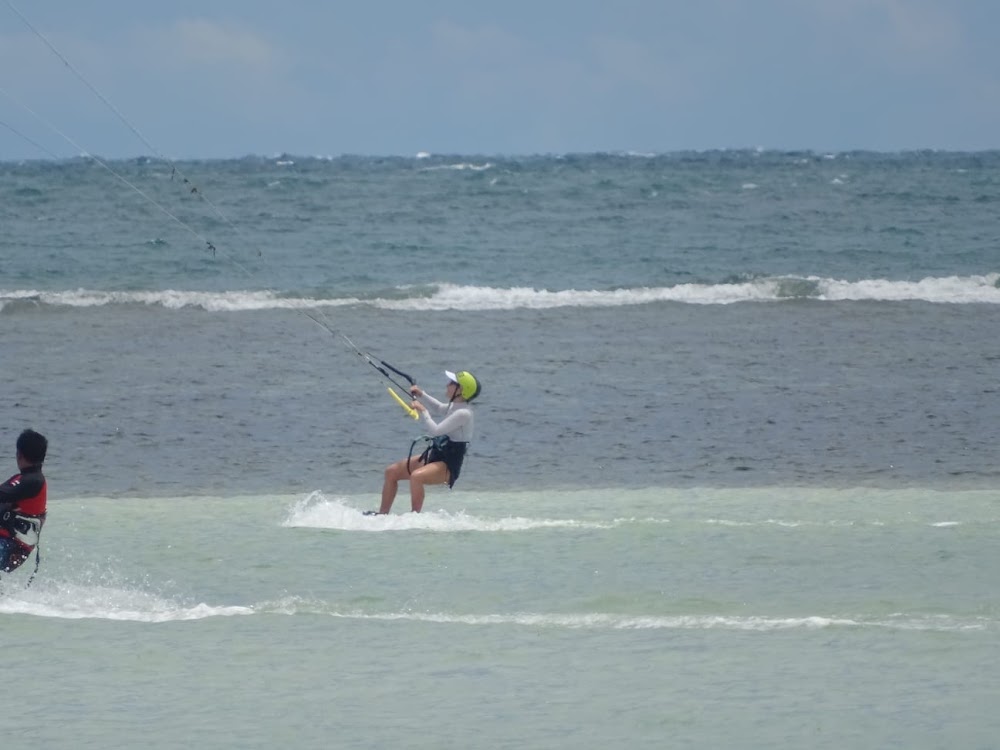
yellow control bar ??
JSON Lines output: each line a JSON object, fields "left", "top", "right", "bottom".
{"left": 387, "top": 387, "right": 419, "bottom": 419}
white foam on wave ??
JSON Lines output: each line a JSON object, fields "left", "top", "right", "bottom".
{"left": 1, "top": 288, "right": 358, "bottom": 312}
{"left": 282, "top": 491, "right": 623, "bottom": 532}
{"left": 379, "top": 275, "right": 1000, "bottom": 308}
{"left": 819, "top": 274, "right": 1000, "bottom": 303}
{"left": 4, "top": 273, "right": 999, "bottom": 313}
{"left": 376, "top": 283, "right": 703, "bottom": 310}
{"left": 0, "top": 579, "right": 253, "bottom": 622}
{"left": 419, "top": 162, "right": 493, "bottom": 172}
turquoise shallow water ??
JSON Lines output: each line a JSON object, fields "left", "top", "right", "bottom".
{"left": 4, "top": 488, "right": 999, "bottom": 749}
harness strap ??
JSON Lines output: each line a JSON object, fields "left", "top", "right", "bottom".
{"left": 405, "top": 435, "right": 451, "bottom": 475}
{"left": 0, "top": 511, "right": 44, "bottom": 587}
{"left": 406, "top": 436, "right": 431, "bottom": 475}
{"left": 25, "top": 537, "right": 41, "bottom": 588}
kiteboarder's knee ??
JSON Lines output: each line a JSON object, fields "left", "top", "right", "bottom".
{"left": 384, "top": 458, "right": 410, "bottom": 482}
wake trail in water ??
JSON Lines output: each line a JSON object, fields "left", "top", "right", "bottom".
{"left": 4, "top": 583, "right": 989, "bottom": 633}
{"left": 282, "top": 492, "right": 637, "bottom": 532}
{"left": 0, "top": 578, "right": 253, "bottom": 622}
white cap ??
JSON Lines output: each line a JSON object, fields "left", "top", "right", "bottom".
{"left": 444, "top": 370, "right": 458, "bottom": 383}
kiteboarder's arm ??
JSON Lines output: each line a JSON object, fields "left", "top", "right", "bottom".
{"left": 416, "top": 406, "right": 471, "bottom": 438}
{"left": 0, "top": 475, "right": 25, "bottom": 510}
{"left": 414, "top": 391, "right": 450, "bottom": 414}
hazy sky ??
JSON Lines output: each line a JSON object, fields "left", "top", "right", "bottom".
{"left": 2, "top": 0, "right": 998, "bottom": 159}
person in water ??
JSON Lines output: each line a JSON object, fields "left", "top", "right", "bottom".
{"left": 373, "top": 370, "right": 481, "bottom": 514}
{"left": 0, "top": 429, "right": 48, "bottom": 574}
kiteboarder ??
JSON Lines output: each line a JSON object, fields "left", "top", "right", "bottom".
{"left": 0, "top": 429, "right": 48, "bottom": 574}
{"left": 371, "top": 370, "right": 481, "bottom": 514}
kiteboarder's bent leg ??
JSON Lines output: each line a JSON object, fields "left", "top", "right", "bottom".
{"left": 377, "top": 456, "right": 450, "bottom": 514}
{"left": 406, "top": 461, "right": 450, "bottom": 513}
{"left": 379, "top": 456, "right": 423, "bottom": 514}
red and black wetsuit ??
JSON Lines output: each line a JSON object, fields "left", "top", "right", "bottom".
{"left": 0, "top": 464, "right": 47, "bottom": 573}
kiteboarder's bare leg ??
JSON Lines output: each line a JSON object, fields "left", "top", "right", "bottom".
{"left": 379, "top": 456, "right": 421, "bottom": 514}
{"left": 406, "top": 462, "right": 450, "bottom": 513}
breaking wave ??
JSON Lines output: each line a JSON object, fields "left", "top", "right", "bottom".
{"left": 2, "top": 273, "right": 999, "bottom": 313}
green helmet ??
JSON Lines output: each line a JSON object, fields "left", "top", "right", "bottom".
{"left": 445, "top": 370, "right": 481, "bottom": 401}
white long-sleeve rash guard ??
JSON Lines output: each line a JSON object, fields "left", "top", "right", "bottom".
{"left": 417, "top": 393, "right": 475, "bottom": 442}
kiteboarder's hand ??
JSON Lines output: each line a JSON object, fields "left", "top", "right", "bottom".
{"left": 410, "top": 385, "right": 424, "bottom": 398}
{"left": 411, "top": 400, "right": 426, "bottom": 413}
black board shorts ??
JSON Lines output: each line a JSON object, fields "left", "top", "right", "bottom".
{"left": 420, "top": 438, "right": 468, "bottom": 488}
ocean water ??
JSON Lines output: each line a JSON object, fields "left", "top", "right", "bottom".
{"left": 2, "top": 151, "right": 1000, "bottom": 748}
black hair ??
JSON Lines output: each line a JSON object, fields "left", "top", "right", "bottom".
{"left": 17, "top": 429, "right": 47, "bottom": 465}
